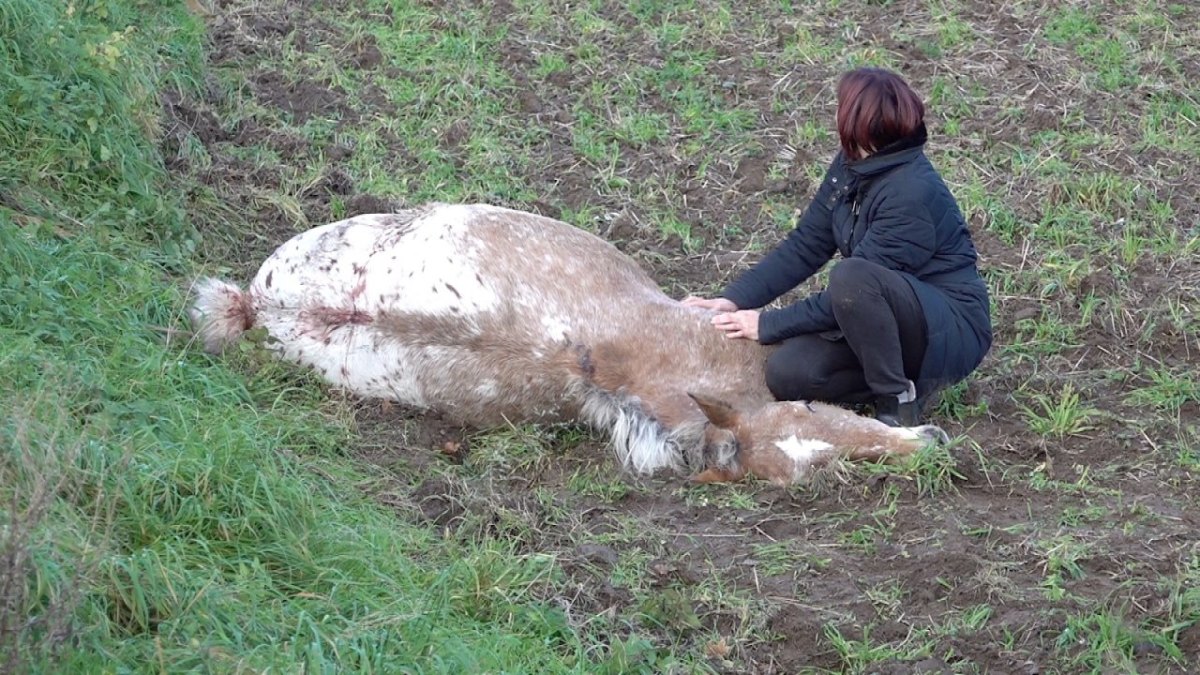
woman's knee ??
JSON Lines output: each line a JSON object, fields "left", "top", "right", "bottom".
{"left": 765, "top": 348, "right": 821, "bottom": 400}
{"left": 764, "top": 351, "right": 797, "bottom": 400}
{"left": 828, "top": 257, "right": 877, "bottom": 284}
{"left": 828, "top": 258, "right": 880, "bottom": 306}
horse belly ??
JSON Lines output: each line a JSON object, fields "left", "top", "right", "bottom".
{"left": 255, "top": 310, "right": 576, "bottom": 425}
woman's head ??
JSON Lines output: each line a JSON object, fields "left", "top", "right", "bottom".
{"left": 835, "top": 68, "right": 925, "bottom": 160}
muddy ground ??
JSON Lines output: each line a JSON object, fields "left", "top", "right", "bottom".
{"left": 170, "top": 0, "right": 1199, "bottom": 671}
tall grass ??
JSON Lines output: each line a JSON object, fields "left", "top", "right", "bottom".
{"left": 0, "top": 1, "right": 592, "bottom": 671}
{"left": 0, "top": 0, "right": 200, "bottom": 252}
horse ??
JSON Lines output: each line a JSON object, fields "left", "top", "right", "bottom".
{"left": 190, "top": 203, "right": 946, "bottom": 484}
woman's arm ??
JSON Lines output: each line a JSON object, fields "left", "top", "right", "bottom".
{"left": 754, "top": 180, "right": 941, "bottom": 343}
{"left": 756, "top": 289, "right": 837, "bottom": 343}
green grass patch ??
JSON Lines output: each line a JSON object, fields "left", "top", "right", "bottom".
{"left": 0, "top": 0, "right": 202, "bottom": 253}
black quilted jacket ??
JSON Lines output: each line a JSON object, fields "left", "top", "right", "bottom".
{"left": 721, "top": 126, "right": 992, "bottom": 395}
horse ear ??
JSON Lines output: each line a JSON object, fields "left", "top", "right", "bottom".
{"left": 687, "top": 392, "right": 740, "bottom": 430}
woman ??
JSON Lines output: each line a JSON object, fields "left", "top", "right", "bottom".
{"left": 684, "top": 67, "right": 991, "bottom": 427}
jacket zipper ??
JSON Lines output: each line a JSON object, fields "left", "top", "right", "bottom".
{"left": 846, "top": 191, "right": 863, "bottom": 251}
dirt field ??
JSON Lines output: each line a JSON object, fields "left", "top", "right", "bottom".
{"left": 173, "top": 0, "right": 1199, "bottom": 671}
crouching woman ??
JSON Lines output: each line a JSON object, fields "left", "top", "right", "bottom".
{"left": 685, "top": 67, "right": 992, "bottom": 426}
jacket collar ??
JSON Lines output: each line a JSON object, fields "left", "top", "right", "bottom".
{"left": 846, "top": 123, "right": 928, "bottom": 178}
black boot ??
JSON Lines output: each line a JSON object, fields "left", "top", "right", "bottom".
{"left": 874, "top": 394, "right": 919, "bottom": 427}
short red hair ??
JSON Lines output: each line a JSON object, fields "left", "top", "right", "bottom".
{"left": 835, "top": 68, "right": 925, "bottom": 160}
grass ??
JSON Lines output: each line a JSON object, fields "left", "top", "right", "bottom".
{"left": 1017, "top": 384, "right": 1103, "bottom": 439}
{"left": 0, "top": 0, "right": 202, "bottom": 253}
{"left": 7, "top": 0, "right": 1200, "bottom": 671}
{"left": 823, "top": 622, "right": 934, "bottom": 673}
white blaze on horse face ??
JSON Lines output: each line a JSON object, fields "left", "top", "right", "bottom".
{"left": 774, "top": 435, "right": 834, "bottom": 480}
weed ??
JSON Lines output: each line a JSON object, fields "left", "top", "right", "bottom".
{"left": 465, "top": 426, "right": 558, "bottom": 476}
{"left": 944, "top": 604, "right": 994, "bottom": 635}
{"left": 1057, "top": 609, "right": 1182, "bottom": 671}
{"left": 1125, "top": 368, "right": 1199, "bottom": 417}
{"left": 1017, "top": 384, "right": 1102, "bottom": 438}
{"left": 864, "top": 579, "right": 906, "bottom": 619}
{"left": 677, "top": 482, "right": 761, "bottom": 510}
{"left": 0, "top": 395, "right": 115, "bottom": 669}
{"left": 905, "top": 442, "right": 967, "bottom": 496}
{"left": 1037, "top": 535, "right": 1088, "bottom": 601}
{"left": 569, "top": 468, "right": 634, "bottom": 503}
{"left": 1044, "top": 9, "right": 1101, "bottom": 45}
{"left": 839, "top": 520, "right": 890, "bottom": 556}
{"left": 748, "top": 541, "right": 831, "bottom": 577}
{"left": 1172, "top": 427, "right": 1200, "bottom": 471}
{"left": 824, "top": 622, "right": 933, "bottom": 672}
{"left": 1, "top": 0, "right": 202, "bottom": 251}
{"left": 932, "top": 381, "right": 989, "bottom": 421}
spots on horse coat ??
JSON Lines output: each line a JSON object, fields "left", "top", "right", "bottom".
{"left": 542, "top": 315, "right": 570, "bottom": 340}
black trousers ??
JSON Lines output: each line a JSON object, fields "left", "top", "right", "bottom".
{"left": 765, "top": 258, "right": 928, "bottom": 404}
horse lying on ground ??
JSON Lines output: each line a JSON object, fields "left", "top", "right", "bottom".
{"left": 190, "top": 203, "right": 947, "bottom": 484}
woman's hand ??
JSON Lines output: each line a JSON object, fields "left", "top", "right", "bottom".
{"left": 681, "top": 296, "right": 738, "bottom": 313}
{"left": 712, "top": 310, "right": 760, "bottom": 341}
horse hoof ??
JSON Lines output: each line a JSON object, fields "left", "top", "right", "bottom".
{"left": 915, "top": 425, "right": 950, "bottom": 445}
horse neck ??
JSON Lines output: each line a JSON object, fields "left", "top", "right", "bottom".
{"left": 587, "top": 299, "right": 775, "bottom": 427}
